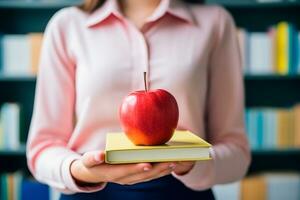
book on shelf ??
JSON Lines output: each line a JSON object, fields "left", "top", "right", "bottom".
{"left": 2, "top": 35, "right": 30, "bottom": 76}
{"left": 30, "top": 33, "right": 43, "bottom": 75}
{"left": 0, "top": 103, "right": 21, "bottom": 150}
{"left": 105, "top": 130, "right": 211, "bottom": 164}
{"left": 237, "top": 21, "right": 300, "bottom": 75}
{"left": 267, "top": 173, "right": 300, "bottom": 200}
{"left": 213, "top": 173, "right": 300, "bottom": 200}
{"left": 213, "top": 182, "right": 240, "bottom": 200}
{"left": 0, "top": 33, "right": 43, "bottom": 77}
{"left": 248, "top": 32, "right": 273, "bottom": 74}
{"left": 0, "top": 172, "right": 60, "bottom": 200}
{"left": 245, "top": 105, "right": 300, "bottom": 150}
{"left": 241, "top": 175, "right": 266, "bottom": 200}
{"left": 0, "top": 172, "right": 22, "bottom": 200}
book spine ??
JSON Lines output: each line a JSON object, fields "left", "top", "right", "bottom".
{"left": 298, "top": 33, "right": 300, "bottom": 73}
{"left": 245, "top": 106, "right": 300, "bottom": 149}
{"left": 257, "top": 110, "right": 264, "bottom": 149}
{"left": 276, "top": 22, "right": 289, "bottom": 75}
{"left": 0, "top": 106, "right": 3, "bottom": 149}
{"left": 2, "top": 35, "right": 31, "bottom": 76}
{"left": 0, "top": 33, "right": 3, "bottom": 74}
{"left": 29, "top": 33, "right": 43, "bottom": 75}
{"left": 0, "top": 103, "right": 20, "bottom": 150}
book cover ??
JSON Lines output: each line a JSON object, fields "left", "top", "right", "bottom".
{"left": 105, "top": 130, "right": 211, "bottom": 164}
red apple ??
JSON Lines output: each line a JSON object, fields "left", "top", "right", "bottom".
{"left": 119, "top": 88, "right": 179, "bottom": 145}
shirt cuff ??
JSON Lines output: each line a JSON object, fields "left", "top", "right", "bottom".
{"left": 171, "top": 147, "right": 216, "bottom": 191}
{"left": 61, "top": 153, "right": 107, "bottom": 193}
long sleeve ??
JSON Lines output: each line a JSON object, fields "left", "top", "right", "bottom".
{"left": 172, "top": 7, "right": 251, "bottom": 190}
{"left": 26, "top": 9, "right": 106, "bottom": 194}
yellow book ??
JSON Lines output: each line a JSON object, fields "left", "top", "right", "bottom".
{"left": 105, "top": 130, "right": 211, "bottom": 164}
{"left": 276, "top": 22, "right": 289, "bottom": 75}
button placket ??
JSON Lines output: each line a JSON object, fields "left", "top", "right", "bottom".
{"left": 126, "top": 21, "right": 150, "bottom": 91}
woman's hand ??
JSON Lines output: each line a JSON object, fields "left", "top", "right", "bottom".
{"left": 70, "top": 151, "right": 177, "bottom": 186}
{"left": 172, "top": 161, "right": 195, "bottom": 176}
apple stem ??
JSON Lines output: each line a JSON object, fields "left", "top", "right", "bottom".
{"left": 144, "top": 72, "right": 148, "bottom": 92}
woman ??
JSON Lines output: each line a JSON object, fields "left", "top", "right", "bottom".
{"left": 26, "top": 0, "right": 251, "bottom": 199}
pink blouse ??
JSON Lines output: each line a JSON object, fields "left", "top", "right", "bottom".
{"left": 26, "top": 0, "right": 251, "bottom": 194}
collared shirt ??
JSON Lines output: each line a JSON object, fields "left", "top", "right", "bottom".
{"left": 27, "top": 0, "right": 250, "bottom": 194}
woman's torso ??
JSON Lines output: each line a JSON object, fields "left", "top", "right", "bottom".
{"left": 62, "top": 0, "right": 221, "bottom": 154}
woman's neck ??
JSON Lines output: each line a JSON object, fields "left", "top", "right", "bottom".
{"left": 119, "top": 0, "right": 161, "bottom": 29}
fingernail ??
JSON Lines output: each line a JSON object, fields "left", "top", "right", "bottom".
{"left": 94, "top": 154, "right": 101, "bottom": 162}
{"left": 143, "top": 167, "right": 151, "bottom": 171}
{"left": 169, "top": 163, "right": 176, "bottom": 169}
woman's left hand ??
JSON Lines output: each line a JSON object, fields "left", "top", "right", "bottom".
{"left": 173, "top": 161, "right": 195, "bottom": 176}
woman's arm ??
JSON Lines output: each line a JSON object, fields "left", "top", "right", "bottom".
{"left": 172, "top": 7, "right": 251, "bottom": 190}
{"left": 26, "top": 9, "right": 107, "bottom": 194}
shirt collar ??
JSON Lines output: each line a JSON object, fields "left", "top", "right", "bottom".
{"left": 162, "top": 0, "right": 196, "bottom": 24}
{"left": 85, "top": 0, "right": 121, "bottom": 27}
{"left": 86, "top": 0, "right": 196, "bottom": 28}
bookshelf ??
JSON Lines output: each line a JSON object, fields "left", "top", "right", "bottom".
{"left": 206, "top": 0, "right": 300, "bottom": 8}
{"left": 249, "top": 149, "right": 300, "bottom": 174}
{"left": 0, "top": 146, "right": 27, "bottom": 173}
{"left": 206, "top": 0, "right": 300, "bottom": 176}
{"left": 0, "top": 0, "right": 300, "bottom": 177}
{"left": 0, "top": 0, "right": 82, "bottom": 9}
{"left": 245, "top": 75, "right": 300, "bottom": 108}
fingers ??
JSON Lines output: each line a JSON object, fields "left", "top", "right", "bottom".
{"left": 136, "top": 166, "right": 172, "bottom": 184}
{"left": 81, "top": 151, "right": 105, "bottom": 168}
{"left": 104, "top": 162, "right": 153, "bottom": 182}
{"left": 114, "top": 162, "right": 176, "bottom": 185}
{"left": 172, "top": 161, "right": 195, "bottom": 175}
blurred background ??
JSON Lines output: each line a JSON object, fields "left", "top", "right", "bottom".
{"left": 0, "top": 0, "right": 300, "bottom": 199}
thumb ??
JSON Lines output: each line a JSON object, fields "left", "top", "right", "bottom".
{"left": 81, "top": 151, "right": 105, "bottom": 168}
